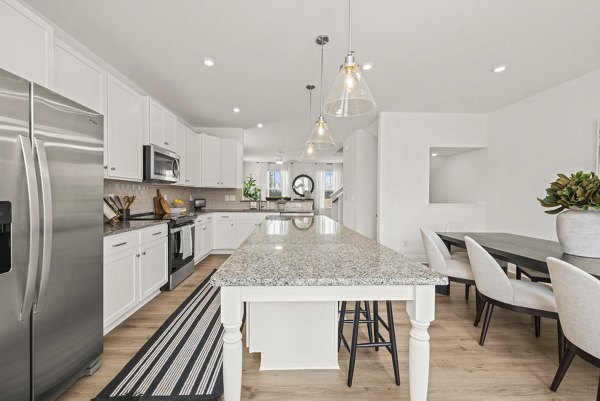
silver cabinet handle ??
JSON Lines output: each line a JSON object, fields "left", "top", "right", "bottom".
{"left": 202, "top": 227, "right": 207, "bottom": 231}
{"left": 33, "top": 139, "right": 53, "bottom": 314}
{"left": 142, "top": 251, "right": 146, "bottom": 255}
{"left": 136, "top": 254, "right": 140, "bottom": 258}
{"left": 112, "top": 241, "right": 128, "bottom": 247}
{"left": 19, "top": 135, "right": 40, "bottom": 321}
{"left": 103, "top": 165, "right": 108, "bottom": 170}
{"left": 111, "top": 167, "right": 115, "bottom": 171}
{"left": 221, "top": 216, "right": 230, "bottom": 218}
{"left": 152, "top": 231, "right": 162, "bottom": 236}
{"left": 164, "top": 141, "right": 169, "bottom": 145}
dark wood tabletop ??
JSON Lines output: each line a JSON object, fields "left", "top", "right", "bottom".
{"left": 437, "top": 232, "right": 600, "bottom": 279}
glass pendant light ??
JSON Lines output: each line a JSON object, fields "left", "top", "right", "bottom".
{"left": 308, "top": 35, "right": 336, "bottom": 149}
{"left": 302, "top": 85, "right": 318, "bottom": 161}
{"left": 324, "top": 0, "right": 376, "bottom": 117}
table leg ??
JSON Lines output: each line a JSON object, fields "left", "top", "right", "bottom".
{"left": 406, "top": 285, "right": 435, "bottom": 401}
{"left": 221, "top": 287, "right": 243, "bottom": 401}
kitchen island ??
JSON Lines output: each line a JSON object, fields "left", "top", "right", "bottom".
{"left": 210, "top": 216, "right": 447, "bottom": 401}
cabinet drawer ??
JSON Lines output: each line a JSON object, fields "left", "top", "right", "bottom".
{"left": 104, "top": 231, "right": 138, "bottom": 255}
{"left": 140, "top": 224, "right": 168, "bottom": 243}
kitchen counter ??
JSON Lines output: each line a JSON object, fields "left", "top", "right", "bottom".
{"left": 103, "top": 220, "right": 167, "bottom": 237}
{"left": 211, "top": 215, "right": 447, "bottom": 287}
{"left": 213, "top": 215, "right": 446, "bottom": 400}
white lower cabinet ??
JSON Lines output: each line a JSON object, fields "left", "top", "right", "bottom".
{"left": 103, "top": 224, "right": 168, "bottom": 334}
{"left": 213, "top": 214, "right": 236, "bottom": 250}
{"left": 236, "top": 219, "right": 260, "bottom": 248}
{"left": 194, "top": 221, "right": 213, "bottom": 263}
{"left": 139, "top": 236, "right": 168, "bottom": 301}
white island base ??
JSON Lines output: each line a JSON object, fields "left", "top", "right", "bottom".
{"left": 246, "top": 301, "right": 339, "bottom": 370}
{"left": 221, "top": 284, "right": 436, "bottom": 401}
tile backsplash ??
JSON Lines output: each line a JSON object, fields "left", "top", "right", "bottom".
{"left": 104, "top": 179, "right": 244, "bottom": 214}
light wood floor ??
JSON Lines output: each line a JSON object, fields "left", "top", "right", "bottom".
{"left": 60, "top": 254, "right": 598, "bottom": 400}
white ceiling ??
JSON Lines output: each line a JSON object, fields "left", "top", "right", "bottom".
{"left": 24, "top": 0, "right": 600, "bottom": 162}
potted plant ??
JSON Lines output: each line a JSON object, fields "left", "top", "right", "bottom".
{"left": 538, "top": 171, "right": 600, "bottom": 258}
{"left": 243, "top": 175, "right": 262, "bottom": 210}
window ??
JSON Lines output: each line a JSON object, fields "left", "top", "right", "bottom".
{"left": 323, "top": 170, "right": 335, "bottom": 208}
{"left": 267, "top": 169, "right": 282, "bottom": 197}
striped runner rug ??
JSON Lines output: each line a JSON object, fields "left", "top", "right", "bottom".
{"left": 94, "top": 271, "right": 223, "bottom": 400}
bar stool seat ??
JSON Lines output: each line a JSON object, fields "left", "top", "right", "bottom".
{"left": 338, "top": 301, "right": 400, "bottom": 387}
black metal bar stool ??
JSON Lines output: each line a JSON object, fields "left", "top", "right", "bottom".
{"left": 338, "top": 300, "right": 401, "bottom": 387}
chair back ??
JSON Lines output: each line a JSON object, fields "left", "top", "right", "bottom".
{"left": 465, "top": 236, "right": 513, "bottom": 304}
{"left": 420, "top": 227, "right": 450, "bottom": 275}
{"left": 546, "top": 257, "right": 600, "bottom": 358}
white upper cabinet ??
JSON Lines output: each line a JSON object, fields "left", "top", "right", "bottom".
{"left": 201, "top": 134, "right": 220, "bottom": 187}
{"left": 176, "top": 121, "right": 188, "bottom": 185}
{"left": 200, "top": 134, "right": 237, "bottom": 188}
{"left": 106, "top": 75, "right": 144, "bottom": 181}
{"left": 187, "top": 128, "right": 199, "bottom": 187}
{"left": 0, "top": 0, "right": 54, "bottom": 87}
{"left": 148, "top": 98, "right": 177, "bottom": 152}
{"left": 220, "top": 138, "right": 237, "bottom": 188}
{"left": 53, "top": 39, "right": 105, "bottom": 113}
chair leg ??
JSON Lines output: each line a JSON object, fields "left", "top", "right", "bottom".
{"left": 557, "top": 320, "right": 565, "bottom": 363}
{"left": 386, "top": 301, "right": 401, "bottom": 386}
{"left": 465, "top": 284, "right": 470, "bottom": 301}
{"left": 516, "top": 266, "right": 522, "bottom": 280}
{"left": 373, "top": 301, "right": 380, "bottom": 352}
{"left": 474, "top": 296, "right": 486, "bottom": 327}
{"left": 347, "top": 301, "right": 361, "bottom": 387}
{"left": 596, "top": 376, "right": 599, "bottom": 401}
{"left": 338, "top": 301, "right": 347, "bottom": 351}
{"left": 479, "top": 303, "right": 494, "bottom": 346}
{"left": 535, "top": 316, "right": 541, "bottom": 338}
{"left": 363, "top": 301, "right": 374, "bottom": 344}
{"left": 550, "top": 346, "right": 576, "bottom": 392}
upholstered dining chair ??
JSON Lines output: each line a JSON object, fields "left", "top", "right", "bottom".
{"left": 465, "top": 237, "right": 563, "bottom": 358}
{"left": 546, "top": 257, "right": 600, "bottom": 400}
{"left": 421, "top": 227, "right": 474, "bottom": 300}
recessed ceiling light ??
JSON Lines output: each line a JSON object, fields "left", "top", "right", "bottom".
{"left": 233, "top": 107, "right": 240, "bottom": 113}
{"left": 361, "top": 62, "right": 373, "bottom": 71}
{"left": 257, "top": 123, "right": 263, "bottom": 128}
{"left": 431, "top": 153, "right": 438, "bottom": 157}
{"left": 203, "top": 57, "right": 215, "bottom": 67}
{"left": 275, "top": 245, "right": 283, "bottom": 250}
{"left": 493, "top": 64, "right": 508, "bottom": 73}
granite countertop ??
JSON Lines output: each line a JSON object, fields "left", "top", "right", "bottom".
{"left": 103, "top": 220, "right": 168, "bottom": 237}
{"left": 210, "top": 215, "right": 448, "bottom": 287}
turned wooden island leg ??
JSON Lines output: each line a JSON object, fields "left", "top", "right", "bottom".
{"left": 406, "top": 285, "right": 436, "bottom": 401}
{"left": 221, "top": 287, "right": 243, "bottom": 401}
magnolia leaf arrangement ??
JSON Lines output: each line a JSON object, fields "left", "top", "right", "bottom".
{"left": 243, "top": 174, "right": 262, "bottom": 201}
{"left": 538, "top": 171, "right": 600, "bottom": 214}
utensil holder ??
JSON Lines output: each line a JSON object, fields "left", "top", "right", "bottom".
{"left": 119, "top": 209, "right": 130, "bottom": 221}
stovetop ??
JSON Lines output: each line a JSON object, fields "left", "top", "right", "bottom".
{"left": 129, "top": 212, "right": 196, "bottom": 226}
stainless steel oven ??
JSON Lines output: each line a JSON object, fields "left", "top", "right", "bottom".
{"left": 168, "top": 218, "right": 196, "bottom": 290}
{"left": 143, "top": 145, "right": 180, "bottom": 183}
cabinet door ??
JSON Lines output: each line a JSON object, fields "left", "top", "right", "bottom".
{"left": 148, "top": 99, "right": 164, "bottom": 148}
{"left": 104, "top": 249, "right": 138, "bottom": 331}
{"left": 176, "top": 121, "right": 187, "bottom": 185}
{"left": 0, "top": 0, "right": 53, "bottom": 86}
{"left": 214, "top": 218, "right": 235, "bottom": 249}
{"left": 203, "top": 221, "right": 213, "bottom": 253}
{"left": 163, "top": 111, "right": 177, "bottom": 152}
{"left": 236, "top": 220, "right": 258, "bottom": 248}
{"left": 220, "top": 138, "right": 237, "bottom": 188}
{"left": 54, "top": 40, "right": 105, "bottom": 113}
{"left": 194, "top": 224, "right": 203, "bottom": 261}
{"left": 201, "top": 135, "right": 220, "bottom": 187}
{"left": 107, "top": 76, "right": 143, "bottom": 181}
{"left": 186, "top": 130, "right": 198, "bottom": 186}
{"left": 139, "top": 237, "right": 168, "bottom": 300}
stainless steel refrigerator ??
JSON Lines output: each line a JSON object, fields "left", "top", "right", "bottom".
{"left": 0, "top": 67, "right": 103, "bottom": 400}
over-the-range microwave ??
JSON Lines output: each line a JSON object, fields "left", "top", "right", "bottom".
{"left": 143, "top": 145, "right": 180, "bottom": 183}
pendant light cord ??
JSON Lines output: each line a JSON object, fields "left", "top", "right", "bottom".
{"left": 319, "top": 44, "right": 324, "bottom": 115}
{"left": 309, "top": 88, "right": 312, "bottom": 133}
{"left": 348, "top": 0, "right": 352, "bottom": 55}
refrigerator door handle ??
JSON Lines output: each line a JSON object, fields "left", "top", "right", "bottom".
{"left": 19, "top": 135, "right": 40, "bottom": 321}
{"left": 33, "top": 138, "right": 53, "bottom": 314}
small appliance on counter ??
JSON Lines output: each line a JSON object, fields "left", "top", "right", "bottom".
{"left": 193, "top": 198, "right": 206, "bottom": 210}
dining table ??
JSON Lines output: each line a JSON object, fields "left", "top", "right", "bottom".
{"left": 437, "top": 232, "right": 600, "bottom": 280}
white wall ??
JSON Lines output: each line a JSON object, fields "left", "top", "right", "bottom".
{"left": 484, "top": 68, "right": 600, "bottom": 240}
{"left": 429, "top": 149, "right": 486, "bottom": 204}
{"left": 378, "top": 112, "right": 488, "bottom": 259}
{"left": 196, "top": 127, "right": 244, "bottom": 187}
{"left": 343, "top": 129, "right": 378, "bottom": 239}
